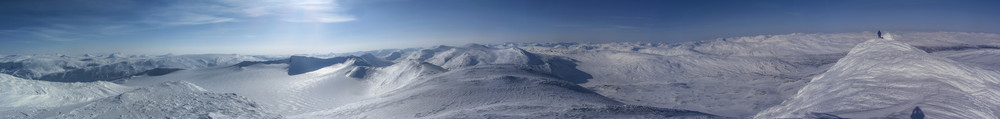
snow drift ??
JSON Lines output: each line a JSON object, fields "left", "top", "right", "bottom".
{"left": 0, "top": 74, "right": 130, "bottom": 110}
{"left": 0, "top": 74, "right": 280, "bottom": 118}
{"left": 755, "top": 37, "right": 1000, "bottom": 118}
{"left": 4, "top": 31, "right": 1000, "bottom": 118}
{"left": 116, "top": 45, "right": 723, "bottom": 118}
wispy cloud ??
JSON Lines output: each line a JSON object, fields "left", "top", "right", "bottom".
{"left": 226, "top": 0, "right": 356, "bottom": 23}
{"left": 278, "top": 0, "right": 356, "bottom": 23}
{"left": 138, "top": 0, "right": 356, "bottom": 25}
{"left": 142, "top": 12, "right": 238, "bottom": 25}
{"left": 0, "top": 0, "right": 356, "bottom": 42}
{"left": 0, "top": 26, "right": 102, "bottom": 42}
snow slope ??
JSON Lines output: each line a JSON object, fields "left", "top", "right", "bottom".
{"left": 2, "top": 81, "right": 281, "bottom": 119}
{"left": 932, "top": 49, "right": 1000, "bottom": 71}
{"left": 5, "top": 31, "right": 1000, "bottom": 118}
{"left": 511, "top": 32, "right": 875, "bottom": 117}
{"left": 0, "top": 54, "right": 266, "bottom": 82}
{"left": 755, "top": 37, "right": 1000, "bottom": 118}
{"left": 508, "top": 31, "right": 1000, "bottom": 117}
{"left": 292, "top": 65, "right": 717, "bottom": 118}
{"left": 119, "top": 56, "right": 373, "bottom": 115}
{"left": 118, "top": 45, "right": 722, "bottom": 118}
{"left": 1, "top": 72, "right": 280, "bottom": 118}
{"left": 289, "top": 45, "right": 720, "bottom": 118}
{"left": 0, "top": 74, "right": 130, "bottom": 110}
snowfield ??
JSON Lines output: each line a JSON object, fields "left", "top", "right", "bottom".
{"left": 3, "top": 31, "right": 1000, "bottom": 118}
{"left": 0, "top": 75, "right": 279, "bottom": 119}
{"left": 0, "top": 54, "right": 269, "bottom": 82}
{"left": 756, "top": 36, "right": 1000, "bottom": 118}
{"left": 0, "top": 74, "right": 130, "bottom": 110}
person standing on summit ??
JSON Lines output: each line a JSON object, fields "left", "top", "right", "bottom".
{"left": 878, "top": 30, "right": 883, "bottom": 39}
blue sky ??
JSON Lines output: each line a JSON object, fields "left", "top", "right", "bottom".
{"left": 1, "top": 0, "right": 999, "bottom": 55}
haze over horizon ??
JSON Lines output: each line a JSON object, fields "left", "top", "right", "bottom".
{"left": 2, "top": 0, "right": 999, "bottom": 55}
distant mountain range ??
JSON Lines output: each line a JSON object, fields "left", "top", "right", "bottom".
{"left": 3, "top": 32, "right": 1000, "bottom": 118}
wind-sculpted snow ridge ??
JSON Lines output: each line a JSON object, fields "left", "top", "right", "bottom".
{"left": 755, "top": 38, "right": 1000, "bottom": 118}
{"left": 509, "top": 33, "right": 874, "bottom": 117}
{"left": 292, "top": 65, "right": 720, "bottom": 119}
{"left": 0, "top": 74, "right": 130, "bottom": 110}
{"left": 506, "top": 31, "right": 1000, "bottom": 117}
{"left": 0, "top": 54, "right": 266, "bottom": 82}
{"left": 120, "top": 56, "right": 374, "bottom": 115}
{"left": 287, "top": 56, "right": 371, "bottom": 75}
{"left": 119, "top": 45, "right": 722, "bottom": 118}
{"left": 407, "top": 44, "right": 545, "bottom": 69}
{"left": 286, "top": 45, "right": 719, "bottom": 118}
{"left": 2, "top": 81, "right": 281, "bottom": 119}
{"left": 7, "top": 31, "right": 1000, "bottom": 118}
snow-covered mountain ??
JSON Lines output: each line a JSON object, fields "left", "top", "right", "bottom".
{"left": 114, "top": 45, "right": 722, "bottom": 118}
{"left": 0, "top": 74, "right": 280, "bottom": 118}
{"left": 4, "top": 31, "right": 1000, "bottom": 118}
{"left": 0, "top": 54, "right": 268, "bottom": 82}
{"left": 755, "top": 36, "right": 1000, "bottom": 118}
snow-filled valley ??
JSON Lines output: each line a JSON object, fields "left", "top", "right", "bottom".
{"left": 4, "top": 31, "right": 1000, "bottom": 118}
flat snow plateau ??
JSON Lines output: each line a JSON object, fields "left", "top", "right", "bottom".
{"left": 3, "top": 31, "right": 1000, "bottom": 118}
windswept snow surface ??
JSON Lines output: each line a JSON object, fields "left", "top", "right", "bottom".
{"left": 0, "top": 54, "right": 267, "bottom": 82}
{"left": 755, "top": 38, "right": 1000, "bottom": 118}
{"left": 513, "top": 32, "right": 877, "bottom": 117}
{"left": 0, "top": 74, "right": 130, "bottom": 110}
{"left": 5, "top": 32, "right": 1000, "bottom": 118}
{"left": 118, "top": 46, "right": 721, "bottom": 118}
{"left": 291, "top": 65, "right": 716, "bottom": 118}
{"left": 512, "top": 32, "right": 1000, "bottom": 117}
{"left": 0, "top": 74, "right": 280, "bottom": 118}
{"left": 119, "top": 56, "right": 375, "bottom": 115}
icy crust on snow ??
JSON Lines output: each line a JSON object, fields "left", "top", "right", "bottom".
{"left": 0, "top": 74, "right": 130, "bottom": 110}
{"left": 755, "top": 38, "right": 1000, "bottom": 118}
{"left": 2, "top": 81, "right": 281, "bottom": 119}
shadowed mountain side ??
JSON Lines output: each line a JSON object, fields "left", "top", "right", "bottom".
{"left": 288, "top": 56, "right": 369, "bottom": 75}
{"left": 134, "top": 68, "right": 184, "bottom": 76}
{"left": 545, "top": 58, "right": 592, "bottom": 84}
{"left": 234, "top": 56, "right": 371, "bottom": 75}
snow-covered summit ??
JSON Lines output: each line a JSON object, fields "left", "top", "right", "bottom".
{"left": 4, "top": 31, "right": 1000, "bottom": 118}
{"left": 755, "top": 38, "right": 1000, "bottom": 118}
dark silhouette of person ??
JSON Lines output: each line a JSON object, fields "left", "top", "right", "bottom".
{"left": 911, "top": 106, "right": 925, "bottom": 119}
{"left": 878, "top": 30, "right": 883, "bottom": 39}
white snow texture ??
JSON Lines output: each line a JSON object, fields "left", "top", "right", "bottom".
{"left": 3, "top": 31, "right": 1000, "bottom": 118}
